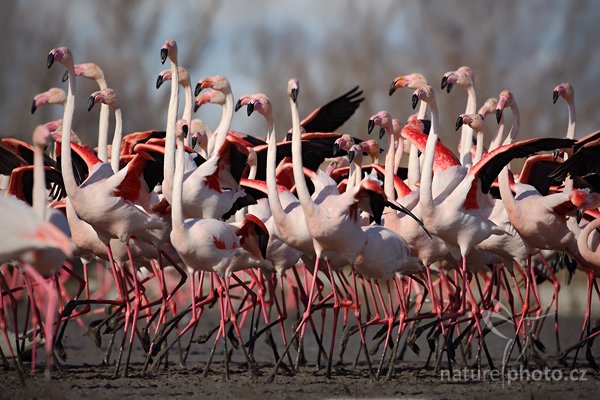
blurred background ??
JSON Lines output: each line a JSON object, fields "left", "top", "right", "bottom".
{"left": 1, "top": 0, "right": 599, "bottom": 157}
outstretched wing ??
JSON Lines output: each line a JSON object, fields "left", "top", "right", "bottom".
{"left": 301, "top": 86, "right": 364, "bottom": 133}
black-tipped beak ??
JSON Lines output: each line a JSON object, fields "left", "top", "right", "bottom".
{"left": 62, "top": 70, "right": 69, "bottom": 82}
{"left": 333, "top": 142, "right": 340, "bottom": 155}
{"left": 446, "top": 82, "right": 453, "bottom": 93}
{"left": 553, "top": 149, "right": 561, "bottom": 161}
{"left": 286, "top": 132, "right": 292, "bottom": 141}
{"left": 234, "top": 99, "right": 243, "bottom": 112}
{"left": 191, "top": 134, "right": 198, "bottom": 148}
{"left": 379, "top": 127, "right": 386, "bottom": 140}
{"left": 160, "top": 48, "right": 168, "bottom": 64}
{"left": 194, "top": 83, "right": 201, "bottom": 97}
{"left": 246, "top": 102, "right": 255, "bottom": 116}
{"left": 553, "top": 90, "right": 559, "bottom": 104}
{"left": 258, "top": 230, "right": 269, "bottom": 260}
{"left": 156, "top": 74, "right": 164, "bottom": 89}
{"left": 411, "top": 93, "right": 419, "bottom": 110}
{"left": 388, "top": 81, "right": 397, "bottom": 96}
{"left": 455, "top": 115, "right": 464, "bottom": 131}
{"left": 291, "top": 88, "right": 298, "bottom": 103}
{"left": 47, "top": 53, "right": 55, "bottom": 68}
{"left": 441, "top": 76, "right": 448, "bottom": 90}
{"left": 194, "top": 103, "right": 200, "bottom": 112}
{"left": 182, "top": 124, "right": 189, "bottom": 136}
{"left": 496, "top": 109, "right": 503, "bottom": 124}
{"left": 87, "top": 95, "right": 96, "bottom": 111}
{"left": 347, "top": 150, "right": 355, "bottom": 163}
{"left": 30, "top": 100, "right": 37, "bottom": 114}
{"left": 367, "top": 119, "right": 375, "bottom": 134}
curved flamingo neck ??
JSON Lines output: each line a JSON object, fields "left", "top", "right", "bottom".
{"left": 209, "top": 91, "right": 233, "bottom": 157}
{"left": 110, "top": 108, "right": 122, "bottom": 173}
{"left": 577, "top": 218, "right": 600, "bottom": 267}
{"left": 473, "top": 130, "right": 484, "bottom": 164}
{"left": 564, "top": 97, "right": 576, "bottom": 191}
{"left": 489, "top": 118, "right": 505, "bottom": 152}
{"left": 96, "top": 77, "right": 109, "bottom": 163}
{"left": 384, "top": 128, "right": 397, "bottom": 200}
{"left": 499, "top": 101, "right": 520, "bottom": 213}
{"left": 33, "top": 142, "right": 46, "bottom": 220}
{"left": 290, "top": 97, "right": 315, "bottom": 214}
{"left": 182, "top": 80, "right": 193, "bottom": 147}
{"left": 264, "top": 113, "right": 287, "bottom": 224}
{"left": 61, "top": 63, "right": 79, "bottom": 198}
{"left": 407, "top": 102, "right": 427, "bottom": 188}
{"left": 171, "top": 134, "right": 186, "bottom": 230}
{"left": 419, "top": 98, "right": 439, "bottom": 213}
{"left": 163, "top": 55, "right": 179, "bottom": 191}
{"left": 459, "top": 85, "right": 476, "bottom": 167}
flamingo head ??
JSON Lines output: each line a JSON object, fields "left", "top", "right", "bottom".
{"left": 442, "top": 66, "right": 474, "bottom": 93}
{"left": 32, "top": 125, "right": 53, "bottom": 148}
{"left": 389, "top": 73, "right": 427, "bottom": 96}
{"left": 368, "top": 111, "right": 393, "bottom": 139}
{"left": 44, "top": 119, "right": 62, "bottom": 134}
{"left": 47, "top": 47, "right": 73, "bottom": 69}
{"left": 361, "top": 140, "right": 382, "bottom": 160}
{"left": 194, "top": 90, "right": 226, "bottom": 112}
{"left": 235, "top": 94, "right": 272, "bottom": 120}
{"left": 412, "top": 85, "right": 435, "bottom": 109}
{"left": 175, "top": 119, "right": 189, "bottom": 141}
{"left": 287, "top": 78, "right": 300, "bottom": 103}
{"left": 31, "top": 87, "right": 66, "bottom": 114}
{"left": 160, "top": 39, "right": 177, "bottom": 64}
{"left": 553, "top": 82, "right": 574, "bottom": 104}
{"left": 496, "top": 90, "right": 515, "bottom": 123}
{"left": 455, "top": 113, "right": 484, "bottom": 133}
{"left": 195, "top": 75, "right": 230, "bottom": 96}
{"left": 190, "top": 119, "right": 209, "bottom": 149}
{"left": 62, "top": 62, "right": 105, "bottom": 83}
{"left": 88, "top": 88, "right": 119, "bottom": 111}
{"left": 237, "top": 214, "right": 270, "bottom": 261}
{"left": 346, "top": 143, "right": 363, "bottom": 164}
{"left": 333, "top": 134, "right": 354, "bottom": 155}
{"left": 478, "top": 97, "right": 498, "bottom": 118}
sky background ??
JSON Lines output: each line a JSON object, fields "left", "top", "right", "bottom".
{"left": 1, "top": 0, "right": 600, "bottom": 156}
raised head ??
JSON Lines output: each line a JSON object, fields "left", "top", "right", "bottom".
{"left": 195, "top": 75, "right": 230, "bottom": 96}
{"left": 160, "top": 39, "right": 177, "bottom": 64}
{"left": 31, "top": 87, "right": 66, "bottom": 114}
{"left": 88, "top": 88, "right": 119, "bottom": 111}
{"left": 389, "top": 73, "right": 427, "bottom": 96}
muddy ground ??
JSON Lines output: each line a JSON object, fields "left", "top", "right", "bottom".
{"left": 1, "top": 276, "right": 599, "bottom": 399}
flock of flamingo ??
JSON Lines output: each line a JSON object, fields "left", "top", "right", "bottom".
{"left": 2, "top": 40, "right": 600, "bottom": 384}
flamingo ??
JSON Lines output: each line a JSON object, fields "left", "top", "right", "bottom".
{"left": 30, "top": 87, "right": 66, "bottom": 114}
{"left": 169, "top": 119, "right": 272, "bottom": 377}
{"left": 88, "top": 88, "right": 122, "bottom": 173}
{"left": 156, "top": 66, "right": 194, "bottom": 147}
{"left": 441, "top": 66, "right": 477, "bottom": 167}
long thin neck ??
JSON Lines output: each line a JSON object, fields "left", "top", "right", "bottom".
{"left": 419, "top": 99, "right": 439, "bottom": 212}
{"left": 182, "top": 82, "right": 192, "bottom": 147}
{"left": 290, "top": 97, "right": 315, "bottom": 213}
{"left": 459, "top": 86, "right": 476, "bottom": 167}
{"left": 265, "top": 114, "right": 287, "bottom": 223}
{"left": 499, "top": 102, "right": 520, "bottom": 212}
{"left": 33, "top": 143, "right": 46, "bottom": 220}
{"left": 95, "top": 78, "right": 109, "bottom": 163}
{"left": 384, "top": 131, "right": 397, "bottom": 200}
{"left": 407, "top": 101, "right": 427, "bottom": 188}
{"left": 110, "top": 108, "right": 122, "bottom": 173}
{"left": 209, "top": 92, "right": 233, "bottom": 156}
{"left": 171, "top": 135, "right": 186, "bottom": 230}
{"left": 564, "top": 98, "right": 576, "bottom": 191}
{"left": 473, "top": 131, "right": 484, "bottom": 164}
{"left": 163, "top": 57, "right": 179, "bottom": 188}
{"left": 488, "top": 119, "right": 505, "bottom": 151}
{"left": 61, "top": 64, "right": 79, "bottom": 198}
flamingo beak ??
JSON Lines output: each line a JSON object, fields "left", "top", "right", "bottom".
{"left": 191, "top": 134, "right": 198, "bottom": 148}
{"left": 496, "top": 109, "right": 503, "bottom": 124}
{"left": 87, "top": 95, "right": 96, "bottom": 112}
{"left": 455, "top": 115, "right": 464, "bottom": 131}
{"left": 333, "top": 142, "right": 340, "bottom": 155}
{"left": 194, "top": 102, "right": 200, "bottom": 112}
{"left": 553, "top": 90, "right": 559, "bottom": 104}
{"left": 347, "top": 150, "right": 355, "bottom": 163}
{"left": 160, "top": 48, "right": 168, "bottom": 64}
{"left": 441, "top": 75, "right": 448, "bottom": 90}
{"left": 446, "top": 82, "right": 453, "bottom": 93}
{"left": 246, "top": 102, "right": 255, "bottom": 116}
{"left": 421, "top": 119, "right": 432, "bottom": 135}
{"left": 156, "top": 74, "right": 164, "bottom": 89}
{"left": 388, "top": 80, "right": 398, "bottom": 96}
{"left": 367, "top": 119, "right": 375, "bottom": 134}
{"left": 47, "top": 53, "right": 55, "bottom": 68}
{"left": 291, "top": 87, "right": 298, "bottom": 103}
{"left": 31, "top": 99, "right": 37, "bottom": 114}
{"left": 62, "top": 70, "right": 69, "bottom": 82}
{"left": 286, "top": 132, "right": 292, "bottom": 141}
{"left": 379, "top": 127, "right": 386, "bottom": 140}
{"left": 411, "top": 94, "right": 419, "bottom": 110}
{"left": 234, "top": 99, "right": 243, "bottom": 112}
